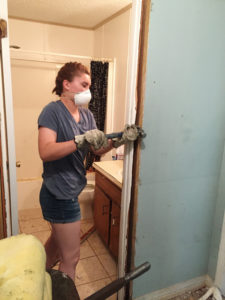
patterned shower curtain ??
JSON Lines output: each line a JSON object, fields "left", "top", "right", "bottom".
{"left": 85, "top": 61, "right": 109, "bottom": 170}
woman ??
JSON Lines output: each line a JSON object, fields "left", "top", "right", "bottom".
{"left": 38, "top": 61, "right": 137, "bottom": 281}
{"left": 38, "top": 62, "right": 113, "bottom": 281}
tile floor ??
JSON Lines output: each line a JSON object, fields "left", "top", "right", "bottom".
{"left": 18, "top": 207, "right": 118, "bottom": 300}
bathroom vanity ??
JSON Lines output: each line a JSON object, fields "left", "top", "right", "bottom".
{"left": 93, "top": 160, "right": 123, "bottom": 260}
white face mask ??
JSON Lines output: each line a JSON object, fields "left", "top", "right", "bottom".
{"left": 74, "top": 89, "right": 92, "bottom": 106}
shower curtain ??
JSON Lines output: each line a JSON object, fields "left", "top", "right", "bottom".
{"left": 85, "top": 61, "right": 109, "bottom": 170}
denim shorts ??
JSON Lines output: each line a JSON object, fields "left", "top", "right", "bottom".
{"left": 39, "top": 183, "right": 81, "bottom": 224}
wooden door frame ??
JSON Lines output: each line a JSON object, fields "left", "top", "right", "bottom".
{"left": 117, "top": 1, "right": 143, "bottom": 299}
{"left": 125, "top": 0, "right": 151, "bottom": 299}
{"left": 0, "top": 0, "right": 19, "bottom": 236}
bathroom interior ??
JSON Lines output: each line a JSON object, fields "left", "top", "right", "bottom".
{"left": 8, "top": 0, "right": 132, "bottom": 298}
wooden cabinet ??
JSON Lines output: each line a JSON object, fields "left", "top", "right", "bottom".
{"left": 94, "top": 185, "right": 110, "bottom": 246}
{"left": 94, "top": 171, "right": 121, "bottom": 259}
{"left": 109, "top": 201, "right": 120, "bottom": 258}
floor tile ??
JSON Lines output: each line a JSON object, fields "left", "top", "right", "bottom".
{"left": 81, "top": 218, "right": 94, "bottom": 224}
{"left": 80, "top": 219, "right": 94, "bottom": 235}
{"left": 75, "top": 256, "right": 108, "bottom": 286}
{"left": 31, "top": 230, "right": 51, "bottom": 245}
{"left": 98, "top": 253, "right": 117, "bottom": 277}
{"left": 88, "top": 231, "right": 109, "bottom": 255}
{"left": 80, "top": 240, "right": 95, "bottom": 260}
{"left": 19, "top": 218, "right": 49, "bottom": 234}
{"left": 76, "top": 277, "right": 117, "bottom": 300}
{"left": 110, "top": 275, "right": 117, "bottom": 282}
{"left": 18, "top": 207, "right": 43, "bottom": 221}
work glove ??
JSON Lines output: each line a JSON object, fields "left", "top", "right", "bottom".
{"left": 75, "top": 129, "right": 108, "bottom": 150}
{"left": 112, "top": 124, "right": 139, "bottom": 148}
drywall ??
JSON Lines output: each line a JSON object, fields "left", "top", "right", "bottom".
{"left": 9, "top": 18, "right": 94, "bottom": 55}
{"left": 8, "top": 19, "right": 94, "bottom": 210}
{"left": 133, "top": 0, "right": 225, "bottom": 297}
{"left": 93, "top": 9, "right": 131, "bottom": 132}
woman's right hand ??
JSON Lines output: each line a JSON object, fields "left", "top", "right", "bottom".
{"left": 75, "top": 129, "right": 108, "bottom": 150}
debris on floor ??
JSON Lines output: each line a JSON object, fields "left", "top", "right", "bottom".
{"left": 169, "top": 286, "right": 215, "bottom": 300}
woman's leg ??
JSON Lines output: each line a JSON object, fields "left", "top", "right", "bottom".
{"left": 51, "top": 220, "right": 81, "bottom": 281}
{"left": 45, "top": 226, "right": 61, "bottom": 269}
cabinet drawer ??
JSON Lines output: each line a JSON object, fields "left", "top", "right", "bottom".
{"left": 96, "top": 171, "right": 121, "bottom": 206}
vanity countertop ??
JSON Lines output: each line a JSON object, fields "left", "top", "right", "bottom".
{"left": 93, "top": 160, "right": 123, "bottom": 189}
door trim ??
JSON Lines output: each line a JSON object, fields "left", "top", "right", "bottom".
{"left": 214, "top": 212, "right": 225, "bottom": 294}
{"left": 117, "top": 1, "right": 143, "bottom": 299}
{"left": 0, "top": 57, "right": 11, "bottom": 236}
{"left": 125, "top": 0, "right": 151, "bottom": 299}
{"left": 0, "top": 0, "right": 19, "bottom": 236}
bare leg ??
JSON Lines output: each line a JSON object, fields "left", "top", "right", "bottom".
{"left": 51, "top": 220, "right": 80, "bottom": 281}
{"left": 45, "top": 226, "right": 61, "bottom": 269}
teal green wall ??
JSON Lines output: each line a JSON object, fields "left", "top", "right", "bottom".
{"left": 133, "top": 0, "right": 225, "bottom": 298}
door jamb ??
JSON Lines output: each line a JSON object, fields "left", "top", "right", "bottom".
{"left": 0, "top": 0, "right": 19, "bottom": 236}
{"left": 125, "top": 0, "right": 151, "bottom": 299}
{"left": 118, "top": 0, "right": 143, "bottom": 299}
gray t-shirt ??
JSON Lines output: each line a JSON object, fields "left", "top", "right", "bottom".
{"left": 38, "top": 100, "right": 97, "bottom": 199}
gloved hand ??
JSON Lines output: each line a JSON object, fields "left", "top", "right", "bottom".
{"left": 75, "top": 129, "right": 108, "bottom": 150}
{"left": 112, "top": 124, "right": 139, "bottom": 148}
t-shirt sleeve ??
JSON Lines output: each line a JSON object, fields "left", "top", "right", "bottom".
{"left": 88, "top": 109, "right": 97, "bottom": 130}
{"left": 38, "top": 103, "right": 58, "bottom": 132}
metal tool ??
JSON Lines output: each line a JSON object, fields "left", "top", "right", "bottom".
{"left": 105, "top": 125, "right": 147, "bottom": 140}
{"left": 48, "top": 261, "right": 151, "bottom": 300}
{"left": 85, "top": 261, "right": 151, "bottom": 300}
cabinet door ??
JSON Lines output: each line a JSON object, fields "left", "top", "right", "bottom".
{"left": 109, "top": 201, "right": 121, "bottom": 259}
{"left": 94, "top": 185, "right": 110, "bottom": 246}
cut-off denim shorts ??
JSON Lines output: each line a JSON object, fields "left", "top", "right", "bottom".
{"left": 39, "top": 183, "right": 81, "bottom": 224}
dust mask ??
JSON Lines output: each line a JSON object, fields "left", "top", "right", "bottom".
{"left": 74, "top": 89, "right": 91, "bottom": 106}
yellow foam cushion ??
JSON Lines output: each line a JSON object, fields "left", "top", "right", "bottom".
{"left": 0, "top": 234, "right": 52, "bottom": 300}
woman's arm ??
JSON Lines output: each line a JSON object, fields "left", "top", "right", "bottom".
{"left": 38, "top": 127, "right": 77, "bottom": 162}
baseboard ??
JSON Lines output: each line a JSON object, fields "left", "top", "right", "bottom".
{"left": 205, "top": 275, "right": 213, "bottom": 287}
{"left": 135, "top": 275, "right": 207, "bottom": 300}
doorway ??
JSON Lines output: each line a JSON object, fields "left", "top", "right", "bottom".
{"left": 0, "top": 0, "right": 143, "bottom": 299}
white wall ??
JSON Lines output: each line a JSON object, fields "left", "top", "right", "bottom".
{"left": 9, "top": 18, "right": 94, "bottom": 55}
{"left": 93, "top": 9, "right": 131, "bottom": 132}
{"left": 8, "top": 14, "right": 131, "bottom": 209}
{"left": 9, "top": 19, "right": 94, "bottom": 210}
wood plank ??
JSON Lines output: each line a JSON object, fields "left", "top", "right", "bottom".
{"left": 126, "top": 0, "right": 152, "bottom": 299}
